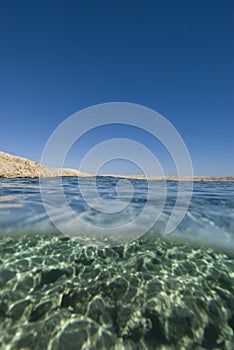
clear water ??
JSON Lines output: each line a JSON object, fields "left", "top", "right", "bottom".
{"left": 0, "top": 177, "right": 233, "bottom": 349}
{"left": 0, "top": 177, "right": 234, "bottom": 255}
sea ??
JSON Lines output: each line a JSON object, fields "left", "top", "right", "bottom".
{"left": 0, "top": 177, "right": 233, "bottom": 349}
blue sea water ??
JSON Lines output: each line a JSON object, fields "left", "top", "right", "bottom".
{"left": 0, "top": 177, "right": 234, "bottom": 255}
{"left": 0, "top": 177, "right": 233, "bottom": 349}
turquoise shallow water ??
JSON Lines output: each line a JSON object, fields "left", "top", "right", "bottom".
{"left": 0, "top": 177, "right": 233, "bottom": 349}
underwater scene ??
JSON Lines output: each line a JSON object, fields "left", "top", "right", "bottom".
{"left": 0, "top": 177, "right": 233, "bottom": 349}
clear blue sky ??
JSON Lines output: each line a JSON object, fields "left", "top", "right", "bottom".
{"left": 0, "top": 0, "right": 233, "bottom": 175}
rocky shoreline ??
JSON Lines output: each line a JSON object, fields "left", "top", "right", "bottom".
{"left": 1, "top": 151, "right": 233, "bottom": 181}
{"left": 0, "top": 151, "right": 88, "bottom": 178}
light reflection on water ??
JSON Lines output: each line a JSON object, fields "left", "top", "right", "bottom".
{"left": 0, "top": 177, "right": 234, "bottom": 255}
{"left": 0, "top": 177, "right": 233, "bottom": 349}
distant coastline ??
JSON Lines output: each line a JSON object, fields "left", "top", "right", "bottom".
{"left": 0, "top": 151, "right": 234, "bottom": 181}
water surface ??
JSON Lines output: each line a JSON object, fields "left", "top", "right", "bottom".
{"left": 0, "top": 177, "right": 233, "bottom": 349}
{"left": 0, "top": 177, "right": 234, "bottom": 255}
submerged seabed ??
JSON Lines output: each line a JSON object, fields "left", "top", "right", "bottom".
{"left": 0, "top": 234, "right": 233, "bottom": 349}
{"left": 0, "top": 177, "right": 234, "bottom": 349}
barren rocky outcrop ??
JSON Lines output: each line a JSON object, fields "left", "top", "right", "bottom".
{"left": 0, "top": 151, "right": 233, "bottom": 181}
{"left": 0, "top": 151, "right": 88, "bottom": 178}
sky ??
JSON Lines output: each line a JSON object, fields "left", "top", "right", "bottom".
{"left": 0, "top": 0, "right": 233, "bottom": 176}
